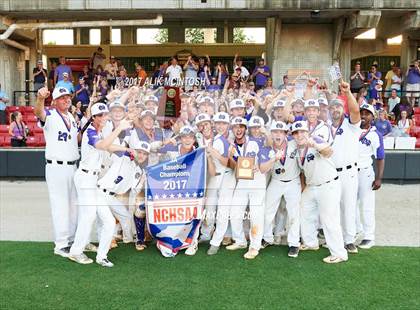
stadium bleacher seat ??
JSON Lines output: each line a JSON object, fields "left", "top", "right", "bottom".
{"left": 26, "top": 136, "right": 38, "bottom": 147}
{"left": 416, "top": 138, "right": 420, "bottom": 149}
{"left": 3, "top": 136, "right": 11, "bottom": 147}
{"left": 22, "top": 106, "right": 35, "bottom": 113}
{"left": 0, "top": 124, "right": 9, "bottom": 133}
{"left": 410, "top": 126, "right": 420, "bottom": 138}
{"left": 0, "top": 136, "right": 5, "bottom": 146}
{"left": 414, "top": 114, "right": 420, "bottom": 125}
{"left": 6, "top": 106, "right": 21, "bottom": 113}
{"left": 414, "top": 107, "right": 420, "bottom": 115}
{"left": 24, "top": 114, "right": 38, "bottom": 123}
{"left": 36, "top": 134, "right": 46, "bottom": 147}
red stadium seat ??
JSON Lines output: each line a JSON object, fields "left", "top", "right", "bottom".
{"left": 3, "top": 136, "right": 11, "bottom": 147}
{"left": 24, "top": 114, "right": 38, "bottom": 123}
{"left": 0, "top": 136, "right": 4, "bottom": 146}
{"left": 410, "top": 126, "right": 420, "bottom": 138}
{"left": 36, "top": 134, "right": 46, "bottom": 147}
{"left": 416, "top": 138, "right": 420, "bottom": 149}
{"left": 414, "top": 107, "right": 420, "bottom": 115}
{"left": 22, "top": 106, "right": 35, "bottom": 113}
{"left": 26, "top": 136, "right": 38, "bottom": 147}
{"left": 33, "top": 126, "right": 43, "bottom": 134}
{"left": 6, "top": 106, "right": 21, "bottom": 113}
{"left": 0, "top": 124, "right": 9, "bottom": 133}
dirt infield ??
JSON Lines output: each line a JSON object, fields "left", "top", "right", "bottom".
{"left": 0, "top": 180, "right": 419, "bottom": 246}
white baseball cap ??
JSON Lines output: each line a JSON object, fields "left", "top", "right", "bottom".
{"left": 229, "top": 99, "right": 245, "bottom": 110}
{"left": 139, "top": 110, "right": 156, "bottom": 120}
{"left": 231, "top": 116, "right": 248, "bottom": 127}
{"left": 248, "top": 116, "right": 264, "bottom": 128}
{"left": 270, "top": 120, "right": 288, "bottom": 132}
{"left": 318, "top": 97, "right": 328, "bottom": 106}
{"left": 304, "top": 99, "right": 319, "bottom": 109}
{"left": 360, "top": 103, "right": 376, "bottom": 116}
{"left": 179, "top": 125, "right": 196, "bottom": 136}
{"left": 213, "top": 112, "right": 230, "bottom": 123}
{"left": 273, "top": 99, "right": 286, "bottom": 108}
{"left": 290, "top": 120, "right": 309, "bottom": 133}
{"left": 91, "top": 102, "right": 109, "bottom": 116}
{"left": 62, "top": 72, "right": 69, "bottom": 77}
{"left": 292, "top": 99, "right": 304, "bottom": 106}
{"left": 130, "top": 140, "right": 151, "bottom": 153}
{"left": 195, "top": 113, "right": 212, "bottom": 125}
{"left": 144, "top": 95, "right": 158, "bottom": 103}
{"left": 52, "top": 87, "right": 71, "bottom": 100}
{"left": 329, "top": 98, "right": 344, "bottom": 106}
{"left": 198, "top": 96, "right": 215, "bottom": 105}
{"left": 108, "top": 100, "right": 125, "bottom": 111}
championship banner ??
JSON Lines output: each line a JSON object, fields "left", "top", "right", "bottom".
{"left": 146, "top": 148, "right": 206, "bottom": 257}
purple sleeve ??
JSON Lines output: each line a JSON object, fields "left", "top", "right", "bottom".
{"left": 294, "top": 115, "right": 305, "bottom": 122}
{"left": 221, "top": 137, "right": 230, "bottom": 157}
{"left": 375, "top": 131, "right": 385, "bottom": 160}
{"left": 87, "top": 128, "right": 100, "bottom": 147}
{"left": 313, "top": 136, "right": 326, "bottom": 144}
{"left": 258, "top": 146, "right": 271, "bottom": 164}
{"left": 159, "top": 143, "right": 178, "bottom": 153}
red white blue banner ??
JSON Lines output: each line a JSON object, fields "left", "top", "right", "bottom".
{"left": 146, "top": 148, "right": 206, "bottom": 257}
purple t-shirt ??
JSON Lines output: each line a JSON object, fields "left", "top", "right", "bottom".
{"left": 368, "top": 71, "right": 382, "bottom": 89}
{"left": 374, "top": 119, "right": 392, "bottom": 136}
{"left": 55, "top": 64, "right": 72, "bottom": 81}
{"left": 253, "top": 65, "right": 271, "bottom": 86}
{"left": 406, "top": 67, "right": 420, "bottom": 84}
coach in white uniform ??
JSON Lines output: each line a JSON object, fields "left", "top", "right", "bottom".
{"left": 292, "top": 121, "right": 348, "bottom": 264}
{"left": 328, "top": 81, "right": 362, "bottom": 254}
{"left": 304, "top": 99, "right": 332, "bottom": 143}
{"left": 35, "top": 87, "right": 80, "bottom": 258}
{"left": 68, "top": 103, "right": 132, "bottom": 267}
{"left": 260, "top": 121, "right": 302, "bottom": 258}
{"left": 357, "top": 103, "right": 385, "bottom": 249}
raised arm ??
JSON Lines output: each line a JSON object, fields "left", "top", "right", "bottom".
{"left": 34, "top": 87, "right": 50, "bottom": 122}
{"left": 340, "top": 80, "right": 360, "bottom": 124}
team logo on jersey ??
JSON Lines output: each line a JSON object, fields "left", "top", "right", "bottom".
{"left": 247, "top": 151, "right": 256, "bottom": 157}
{"left": 290, "top": 150, "right": 298, "bottom": 159}
{"left": 360, "top": 138, "right": 371, "bottom": 146}
{"left": 306, "top": 154, "right": 315, "bottom": 162}
{"left": 135, "top": 172, "right": 141, "bottom": 179}
{"left": 336, "top": 128, "right": 344, "bottom": 135}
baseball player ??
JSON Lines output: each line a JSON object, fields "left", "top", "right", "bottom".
{"left": 304, "top": 99, "right": 332, "bottom": 143}
{"left": 68, "top": 103, "right": 132, "bottom": 267}
{"left": 248, "top": 115, "right": 267, "bottom": 148}
{"left": 207, "top": 112, "right": 238, "bottom": 254}
{"left": 225, "top": 117, "right": 269, "bottom": 260}
{"left": 328, "top": 81, "right": 362, "bottom": 254}
{"left": 259, "top": 120, "right": 302, "bottom": 258}
{"left": 357, "top": 103, "right": 385, "bottom": 249}
{"left": 34, "top": 87, "right": 80, "bottom": 258}
{"left": 292, "top": 120, "right": 348, "bottom": 264}
{"left": 229, "top": 98, "right": 246, "bottom": 118}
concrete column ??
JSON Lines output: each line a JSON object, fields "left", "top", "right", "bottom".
{"left": 227, "top": 25, "right": 234, "bottom": 43}
{"left": 168, "top": 26, "right": 185, "bottom": 43}
{"left": 216, "top": 27, "right": 224, "bottom": 43}
{"left": 80, "top": 28, "right": 89, "bottom": 45}
{"left": 400, "top": 35, "right": 417, "bottom": 75}
{"left": 121, "top": 26, "right": 134, "bottom": 44}
{"left": 100, "top": 27, "right": 111, "bottom": 45}
{"left": 339, "top": 39, "right": 352, "bottom": 83}
{"left": 266, "top": 17, "right": 281, "bottom": 86}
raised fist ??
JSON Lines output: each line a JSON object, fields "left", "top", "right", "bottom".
{"left": 37, "top": 87, "right": 50, "bottom": 99}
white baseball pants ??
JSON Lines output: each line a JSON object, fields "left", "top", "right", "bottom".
{"left": 201, "top": 174, "right": 224, "bottom": 240}
{"left": 357, "top": 166, "right": 376, "bottom": 241}
{"left": 45, "top": 163, "right": 78, "bottom": 251}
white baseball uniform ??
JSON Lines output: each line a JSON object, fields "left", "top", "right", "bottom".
{"left": 299, "top": 140, "right": 348, "bottom": 260}
{"left": 69, "top": 124, "right": 115, "bottom": 261}
{"left": 41, "top": 108, "right": 79, "bottom": 251}
{"left": 263, "top": 139, "right": 301, "bottom": 247}
{"left": 230, "top": 138, "right": 269, "bottom": 251}
{"left": 308, "top": 120, "right": 332, "bottom": 144}
{"left": 357, "top": 126, "right": 385, "bottom": 241}
{"left": 331, "top": 116, "right": 361, "bottom": 245}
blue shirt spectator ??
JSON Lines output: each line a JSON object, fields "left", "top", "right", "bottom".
{"left": 56, "top": 75, "right": 75, "bottom": 93}
{"left": 74, "top": 79, "right": 90, "bottom": 106}
{"left": 55, "top": 56, "right": 72, "bottom": 83}
{"left": 375, "top": 111, "right": 392, "bottom": 137}
{"left": 252, "top": 59, "right": 271, "bottom": 89}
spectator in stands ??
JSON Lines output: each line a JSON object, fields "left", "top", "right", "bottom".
{"left": 48, "top": 61, "right": 57, "bottom": 88}
{"left": 54, "top": 56, "right": 72, "bottom": 84}
{"left": 105, "top": 56, "right": 118, "bottom": 89}
{"left": 79, "top": 65, "right": 93, "bottom": 90}
{"left": 56, "top": 72, "right": 75, "bottom": 94}
{"left": 278, "top": 75, "right": 289, "bottom": 91}
{"left": 350, "top": 62, "right": 366, "bottom": 95}
{"left": 397, "top": 110, "right": 413, "bottom": 135}
{"left": 384, "top": 63, "right": 397, "bottom": 100}
{"left": 356, "top": 87, "right": 368, "bottom": 106}
{"left": 97, "top": 78, "right": 109, "bottom": 99}
{"left": 251, "top": 58, "right": 271, "bottom": 91}
{"left": 183, "top": 56, "right": 199, "bottom": 92}
{"left": 233, "top": 53, "right": 250, "bottom": 81}
{"left": 0, "top": 83, "right": 10, "bottom": 124}
{"left": 165, "top": 57, "right": 183, "bottom": 87}
{"left": 213, "top": 61, "right": 229, "bottom": 87}
{"left": 135, "top": 64, "right": 147, "bottom": 86}
{"left": 375, "top": 110, "right": 392, "bottom": 137}
{"left": 8, "top": 111, "right": 27, "bottom": 147}
{"left": 392, "top": 96, "right": 414, "bottom": 121}
{"left": 33, "top": 60, "right": 48, "bottom": 92}
{"left": 74, "top": 77, "right": 90, "bottom": 106}
{"left": 91, "top": 47, "right": 106, "bottom": 71}
{"left": 390, "top": 67, "right": 402, "bottom": 97}
{"left": 406, "top": 60, "right": 420, "bottom": 106}
{"left": 74, "top": 101, "right": 83, "bottom": 121}
{"left": 367, "top": 64, "right": 382, "bottom": 99}
{"left": 387, "top": 89, "right": 400, "bottom": 113}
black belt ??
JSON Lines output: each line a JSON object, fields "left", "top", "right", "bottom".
{"left": 81, "top": 169, "right": 99, "bottom": 175}
{"left": 280, "top": 179, "right": 292, "bottom": 183}
{"left": 316, "top": 176, "right": 339, "bottom": 186}
{"left": 336, "top": 163, "right": 357, "bottom": 172}
{"left": 215, "top": 171, "right": 230, "bottom": 176}
{"left": 46, "top": 159, "right": 77, "bottom": 165}
{"left": 101, "top": 188, "right": 115, "bottom": 196}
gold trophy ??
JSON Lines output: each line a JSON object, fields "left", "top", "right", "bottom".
{"left": 236, "top": 157, "right": 255, "bottom": 180}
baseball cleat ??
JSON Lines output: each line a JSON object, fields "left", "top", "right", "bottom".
{"left": 322, "top": 255, "right": 348, "bottom": 264}
{"left": 84, "top": 243, "right": 98, "bottom": 252}
{"left": 207, "top": 245, "right": 219, "bottom": 255}
{"left": 222, "top": 237, "right": 232, "bottom": 246}
{"left": 345, "top": 243, "right": 358, "bottom": 254}
{"left": 135, "top": 243, "right": 147, "bottom": 251}
{"left": 317, "top": 229, "right": 325, "bottom": 239}
{"left": 226, "top": 243, "right": 247, "bottom": 251}
{"left": 68, "top": 253, "right": 93, "bottom": 265}
{"left": 273, "top": 235, "right": 282, "bottom": 245}
{"left": 261, "top": 240, "right": 273, "bottom": 249}
{"left": 96, "top": 258, "right": 114, "bottom": 268}
{"left": 54, "top": 246, "right": 71, "bottom": 258}
{"left": 288, "top": 246, "right": 299, "bottom": 258}
{"left": 243, "top": 249, "right": 259, "bottom": 260}
{"left": 198, "top": 237, "right": 211, "bottom": 244}
{"left": 358, "top": 240, "right": 375, "bottom": 249}
{"left": 299, "top": 244, "right": 319, "bottom": 251}
{"left": 185, "top": 243, "right": 198, "bottom": 256}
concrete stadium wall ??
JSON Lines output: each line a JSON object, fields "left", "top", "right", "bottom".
{"left": 0, "top": 42, "right": 24, "bottom": 102}
{"left": 1, "top": 149, "right": 419, "bottom": 181}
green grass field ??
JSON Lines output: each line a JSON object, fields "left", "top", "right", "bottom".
{"left": 0, "top": 241, "right": 419, "bottom": 309}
